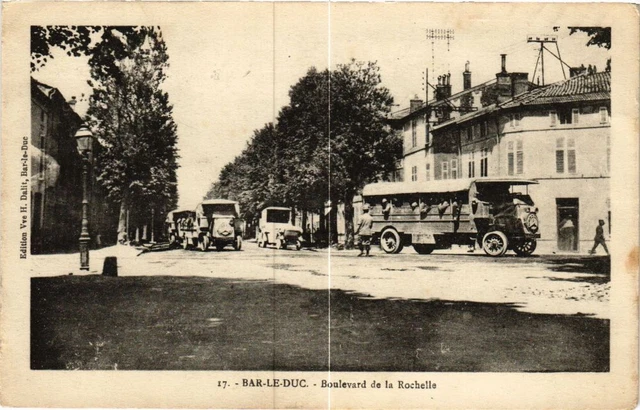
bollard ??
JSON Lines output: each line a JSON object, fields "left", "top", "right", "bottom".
{"left": 102, "top": 256, "right": 118, "bottom": 277}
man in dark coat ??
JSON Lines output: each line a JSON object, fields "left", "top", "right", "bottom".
{"left": 589, "top": 219, "right": 609, "bottom": 255}
{"left": 355, "top": 204, "right": 374, "bottom": 257}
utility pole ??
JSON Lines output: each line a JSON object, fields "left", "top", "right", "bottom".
{"left": 528, "top": 34, "right": 568, "bottom": 85}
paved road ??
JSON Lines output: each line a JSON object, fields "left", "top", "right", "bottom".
{"left": 77, "top": 241, "right": 609, "bottom": 319}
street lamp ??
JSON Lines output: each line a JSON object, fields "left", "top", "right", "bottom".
{"left": 74, "top": 124, "right": 95, "bottom": 271}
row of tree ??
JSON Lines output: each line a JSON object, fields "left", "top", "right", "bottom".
{"left": 205, "top": 60, "right": 402, "bottom": 247}
{"left": 32, "top": 26, "right": 179, "bottom": 242}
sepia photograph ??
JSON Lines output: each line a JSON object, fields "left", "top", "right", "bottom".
{"left": 2, "top": 2, "right": 638, "bottom": 409}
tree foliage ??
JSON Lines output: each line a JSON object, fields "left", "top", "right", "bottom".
{"left": 568, "top": 27, "right": 611, "bottom": 50}
{"left": 86, "top": 27, "right": 178, "bottom": 239}
{"left": 206, "top": 60, "right": 401, "bottom": 246}
{"left": 31, "top": 26, "right": 145, "bottom": 73}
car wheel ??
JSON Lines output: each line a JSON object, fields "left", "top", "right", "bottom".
{"left": 295, "top": 239, "right": 302, "bottom": 251}
{"left": 413, "top": 244, "right": 435, "bottom": 255}
{"left": 233, "top": 235, "right": 242, "bottom": 251}
{"left": 380, "top": 228, "right": 402, "bottom": 254}
{"left": 514, "top": 239, "right": 537, "bottom": 257}
{"left": 482, "top": 231, "right": 508, "bottom": 257}
{"left": 199, "top": 236, "right": 209, "bottom": 252}
{"left": 182, "top": 236, "right": 189, "bottom": 250}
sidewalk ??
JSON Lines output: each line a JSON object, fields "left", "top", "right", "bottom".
{"left": 30, "top": 244, "right": 147, "bottom": 278}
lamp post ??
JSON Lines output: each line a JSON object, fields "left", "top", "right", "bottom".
{"left": 74, "top": 124, "right": 95, "bottom": 271}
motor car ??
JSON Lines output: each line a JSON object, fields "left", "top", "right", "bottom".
{"left": 194, "top": 199, "right": 245, "bottom": 251}
{"left": 257, "top": 207, "right": 303, "bottom": 250}
{"left": 165, "top": 209, "right": 198, "bottom": 249}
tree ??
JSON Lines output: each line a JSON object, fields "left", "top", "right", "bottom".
{"left": 31, "top": 26, "right": 142, "bottom": 73}
{"left": 329, "top": 60, "right": 402, "bottom": 248}
{"left": 86, "top": 27, "right": 179, "bottom": 242}
{"left": 568, "top": 27, "right": 611, "bottom": 49}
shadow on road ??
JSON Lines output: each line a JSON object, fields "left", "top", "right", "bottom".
{"left": 32, "top": 275, "right": 609, "bottom": 372}
{"left": 545, "top": 255, "right": 610, "bottom": 275}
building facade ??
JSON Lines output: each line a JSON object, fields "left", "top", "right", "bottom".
{"left": 430, "top": 71, "right": 611, "bottom": 252}
{"left": 31, "top": 78, "right": 117, "bottom": 253}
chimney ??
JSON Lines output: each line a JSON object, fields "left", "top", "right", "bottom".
{"left": 436, "top": 73, "right": 452, "bottom": 100}
{"left": 510, "top": 73, "right": 530, "bottom": 97}
{"left": 463, "top": 61, "right": 472, "bottom": 90}
{"left": 496, "top": 55, "right": 512, "bottom": 103}
{"left": 570, "top": 64, "right": 587, "bottom": 78}
{"left": 409, "top": 95, "right": 423, "bottom": 113}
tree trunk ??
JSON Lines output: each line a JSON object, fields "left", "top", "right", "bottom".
{"left": 117, "top": 194, "right": 128, "bottom": 244}
{"left": 344, "top": 191, "right": 355, "bottom": 250}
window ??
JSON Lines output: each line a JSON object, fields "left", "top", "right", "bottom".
{"left": 441, "top": 161, "right": 449, "bottom": 180}
{"left": 411, "top": 120, "right": 417, "bottom": 147}
{"left": 411, "top": 165, "right": 418, "bottom": 182}
{"left": 556, "top": 137, "right": 576, "bottom": 174}
{"left": 480, "top": 148, "right": 488, "bottom": 177}
{"left": 600, "top": 107, "right": 609, "bottom": 124}
{"left": 481, "top": 121, "right": 488, "bottom": 138}
{"left": 468, "top": 151, "right": 475, "bottom": 178}
{"left": 550, "top": 111, "right": 557, "bottom": 127}
{"left": 572, "top": 108, "right": 580, "bottom": 124}
{"left": 425, "top": 163, "right": 431, "bottom": 181}
{"left": 466, "top": 127, "right": 472, "bottom": 141}
{"left": 507, "top": 140, "right": 524, "bottom": 175}
{"left": 451, "top": 159, "right": 458, "bottom": 179}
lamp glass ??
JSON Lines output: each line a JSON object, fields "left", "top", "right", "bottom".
{"left": 74, "top": 127, "right": 93, "bottom": 153}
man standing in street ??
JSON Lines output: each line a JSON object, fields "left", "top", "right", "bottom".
{"left": 589, "top": 219, "right": 609, "bottom": 255}
{"left": 355, "top": 203, "right": 374, "bottom": 257}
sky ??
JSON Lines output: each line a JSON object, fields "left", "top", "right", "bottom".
{"left": 31, "top": 3, "right": 611, "bottom": 210}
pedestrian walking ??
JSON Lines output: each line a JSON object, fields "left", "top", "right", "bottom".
{"left": 355, "top": 203, "right": 374, "bottom": 257}
{"left": 589, "top": 219, "right": 609, "bottom": 255}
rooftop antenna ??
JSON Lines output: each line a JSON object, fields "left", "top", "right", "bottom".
{"left": 527, "top": 34, "right": 572, "bottom": 85}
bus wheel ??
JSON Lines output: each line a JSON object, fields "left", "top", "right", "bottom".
{"left": 295, "top": 239, "right": 302, "bottom": 251}
{"left": 380, "top": 228, "right": 402, "bottom": 254}
{"left": 482, "top": 231, "right": 508, "bottom": 257}
{"left": 414, "top": 244, "right": 435, "bottom": 255}
{"left": 199, "top": 236, "right": 209, "bottom": 252}
{"left": 233, "top": 235, "right": 242, "bottom": 251}
{"left": 514, "top": 239, "right": 537, "bottom": 257}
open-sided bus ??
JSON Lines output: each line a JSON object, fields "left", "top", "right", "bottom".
{"left": 361, "top": 178, "right": 540, "bottom": 257}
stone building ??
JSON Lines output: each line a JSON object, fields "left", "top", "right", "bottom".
{"left": 430, "top": 70, "right": 611, "bottom": 252}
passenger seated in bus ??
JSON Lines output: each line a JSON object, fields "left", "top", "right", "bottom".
{"left": 381, "top": 198, "right": 392, "bottom": 219}
{"left": 437, "top": 200, "right": 450, "bottom": 218}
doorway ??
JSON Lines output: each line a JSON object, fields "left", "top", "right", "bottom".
{"left": 556, "top": 198, "right": 579, "bottom": 251}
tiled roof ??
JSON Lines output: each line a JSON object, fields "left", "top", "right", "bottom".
{"left": 432, "top": 72, "right": 611, "bottom": 132}
{"left": 501, "top": 71, "right": 610, "bottom": 108}
{"left": 388, "top": 78, "right": 496, "bottom": 121}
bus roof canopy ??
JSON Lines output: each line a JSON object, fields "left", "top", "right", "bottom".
{"left": 263, "top": 206, "right": 291, "bottom": 211}
{"left": 199, "top": 199, "right": 239, "bottom": 205}
{"left": 362, "top": 178, "right": 538, "bottom": 197}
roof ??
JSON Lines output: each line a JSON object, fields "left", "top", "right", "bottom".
{"left": 388, "top": 78, "right": 496, "bottom": 122}
{"left": 263, "top": 207, "right": 291, "bottom": 211}
{"left": 199, "top": 199, "right": 239, "bottom": 205}
{"left": 501, "top": 71, "right": 610, "bottom": 108}
{"left": 31, "top": 77, "right": 82, "bottom": 123}
{"left": 363, "top": 178, "right": 538, "bottom": 197}
{"left": 432, "top": 72, "right": 610, "bottom": 132}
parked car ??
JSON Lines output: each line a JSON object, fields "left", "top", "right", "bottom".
{"left": 194, "top": 199, "right": 245, "bottom": 251}
{"left": 362, "top": 178, "right": 541, "bottom": 257}
{"left": 165, "top": 209, "right": 198, "bottom": 249}
{"left": 257, "top": 207, "right": 303, "bottom": 250}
